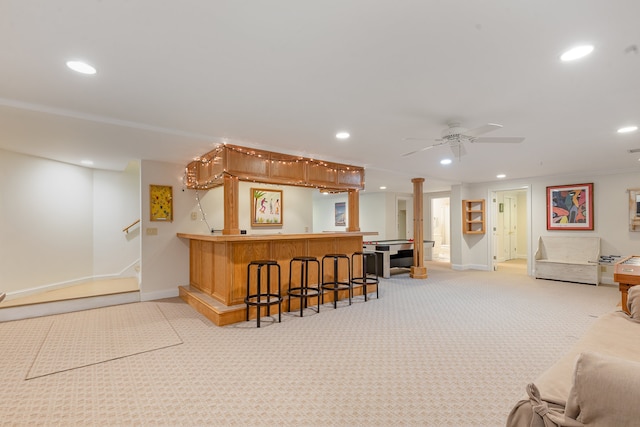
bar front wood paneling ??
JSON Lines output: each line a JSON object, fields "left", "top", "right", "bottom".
{"left": 178, "top": 231, "right": 375, "bottom": 326}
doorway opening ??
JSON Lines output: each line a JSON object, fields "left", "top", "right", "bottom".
{"left": 491, "top": 188, "right": 529, "bottom": 273}
{"left": 430, "top": 196, "right": 450, "bottom": 262}
{"left": 396, "top": 197, "right": 413, "bottom": 240}
{"left": 397, "top": 198, "right": 407, "bottom": 239}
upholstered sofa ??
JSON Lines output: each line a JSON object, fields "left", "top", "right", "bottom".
{"left": 506, "top": 286, "right": 640, "bottom": 426}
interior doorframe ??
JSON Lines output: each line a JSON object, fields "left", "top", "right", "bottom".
{"left": 396, "top": 196, "right": 413, "bottom": 240}
{"left": 425, "top": 191, "right": 452, "bottom": 262}
{"left": 488, "top": 185, "right": 532, "bottom": 275}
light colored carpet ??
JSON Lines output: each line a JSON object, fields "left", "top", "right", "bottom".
{"left": 26, "top": 302, "right": 182, "bottom": 379}
{"left": 0, "top": 263, "right": 619, "bottom": 426}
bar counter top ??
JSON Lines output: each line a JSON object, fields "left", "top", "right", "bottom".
{"left": 177, "top": 231, "right": 376, "bottom": 242}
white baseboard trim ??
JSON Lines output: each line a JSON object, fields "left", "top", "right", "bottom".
{"left": 140, "top": 288, "right": 179, "bottom": 302}
{"left": 451, "top": 264, "right": 491, "bottom": 271}
{"left": 0, "top": 292, "right": 140, "bottom": 322}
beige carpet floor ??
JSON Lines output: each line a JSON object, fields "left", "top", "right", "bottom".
{"left": 27, "top": 302, "right": 182, "bottom": 379}
{"left": 0, "top": 262, "right": 620, "bottom": 426}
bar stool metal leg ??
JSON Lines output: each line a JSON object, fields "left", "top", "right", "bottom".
{"left": 351, "top": 251, "right": 380, "bottom": 301}
{"left": 245, "top": 260, "right": 282, "bottom": 328}
{"left": 288, "top": 256, "right": 321, "bottom": 317}
{"left": 321, "top": 254, "right": 352, "bottom": 309}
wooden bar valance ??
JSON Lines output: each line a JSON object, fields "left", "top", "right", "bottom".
{"left": 184, "top": 144, "right": 365, "bottom": 191}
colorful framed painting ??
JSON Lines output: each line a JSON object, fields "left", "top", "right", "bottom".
{"left": 251, "top": 188, "right": 283, "bottom": 227}
{"left": 335, "top": 202, "right": 346, "bottom": 226}
{"left": 150, "top": 185, "right": 173, "bottom": 222}
{"left": 546, "top": 183, "right": 593, "bottom": 230}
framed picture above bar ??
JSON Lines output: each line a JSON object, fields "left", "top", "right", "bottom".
{"left": 251, "top": 188, "right": 283, "bottom": 227}
{"left": 546, "top": 183, "right": 594, "bottom": 230}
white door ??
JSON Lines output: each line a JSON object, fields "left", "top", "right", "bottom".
{"left": 502, "top": 196, "right": 518, "bottom": 260}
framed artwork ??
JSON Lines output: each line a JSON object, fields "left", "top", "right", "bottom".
{"left": 251, "top": 188, "right": 283, "bottom": 227}
{"left": 628, "top": 188, "right": 640, "bottom": 231}
{"left": 335, "top": 202, "right": 346, "bottom": 226}
{"left": 150, "top": 185, "right": 173, "bottom": 222}
{"left": 546, "top": 183, "right": 593, "bottom": 230}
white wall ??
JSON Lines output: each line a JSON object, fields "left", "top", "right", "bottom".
{"left": 452, "top": 170, "right": 640, "bottom": 277}
{"left": 238, "top": 182, "right": 313, "bottom": 234}
{"left": 312, "top": 192, "right": 348, "bottom": 233}
{"left": 364, "top": 192, "right": 396, "bottom": 239}
{"left": 184, "top": 182, "right": 315, "bottom": 234}
{"left": 9, "top": 148, "right": 637, "bottom": 300}
{"left": 0, "top": 149, "right": 140, "bottom": 295}
{"left": 139, "top": 160, "right": 193, "bottom": 300}
{"left": 312, "top": 191, "right": 394, "bottom": 239}
{"left": 93, "top": 162, "right": 141, "bottom": 277}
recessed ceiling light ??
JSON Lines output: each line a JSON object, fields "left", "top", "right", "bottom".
{"left": 66, "top": 60, "right": 96, "bottom": 75}
{"left": 440, "top": 158, "right": 452, "bottom": 165}
{"left": 496, "top": 174, "right": 506, "bottom": 179}
{"left": 617, "top": 126, "right": 638, "bottom": 134}
{"left": 560, "top": 45, "right": 594, "bottom": 61}
{"left": 81, "top": 160, "right": 94, "bottom": 166}
{"left": 335, "top": 132, "right": 350, "bottom": 140}
{"left": 379, "top": 186, "right": 387, "bottom": 190}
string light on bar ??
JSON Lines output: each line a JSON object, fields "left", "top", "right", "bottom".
{"left": 184, "top": 143, "right": 363, "bottom": 191}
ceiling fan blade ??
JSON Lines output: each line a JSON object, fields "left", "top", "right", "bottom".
{"left": 472, "top": 136, "right": 525, "bottom": 144}
{"left": 401, "top": 139, "right": 449, "bottom": 156}
{"left": 462, "top": 123, "right": 503, "bottom": 137}
{"left": 401, "top": 145, "right": 435, "bottom": 157}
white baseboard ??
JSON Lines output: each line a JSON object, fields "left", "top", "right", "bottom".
{"left": 451, "top": 264, "right": 491, "bottom": 271}
{"left": 0, "top": 292, "right": 140, "bottom": 322}
{"left": 140, "top": 288, "right": 179, "bottom": 302}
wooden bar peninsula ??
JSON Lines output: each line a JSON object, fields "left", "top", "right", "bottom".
{"left": 178, "top": 231, "right": 375, "bottom": 326}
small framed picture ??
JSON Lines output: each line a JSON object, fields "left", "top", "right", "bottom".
{"left": 149, "top": 185, "right": 173, "bottom": 222}
{"left": 251, "top": 188, "right": 283, "bottom": 227}
{"left": 335, "top": 202, "right": 346, "bottom": 226}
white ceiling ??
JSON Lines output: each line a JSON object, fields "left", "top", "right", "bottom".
{"left": 1, "top": 1, "right": 639, "bottom": 193}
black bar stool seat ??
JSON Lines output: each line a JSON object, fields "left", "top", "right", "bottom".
{"left": 351, "top": 251, "right": 380, "bottom": 301}
{"left": 245, "top": 260, "right": 282, "bottom": 328}
{"left": 321, "top": 254, "right": 352, "bottom": 309}
{"left": 288, "top": 256, "right": 321, "bottom": 317}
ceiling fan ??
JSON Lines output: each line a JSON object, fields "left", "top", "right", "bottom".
{"left": 401, "top": 122, "right": 525, "bottom": 158}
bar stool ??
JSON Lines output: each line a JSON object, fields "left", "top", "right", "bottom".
{"left": 245, "top": 260, "right": 282, "bottom": 328}
{"left": 321, "top": 254, "right": 352, "bottom": 309}
{"left": 351, "top": 251, "right": 380, "bottom": 301}
{"left": 288, "top": 256, "right": 321, "bottom": 317}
